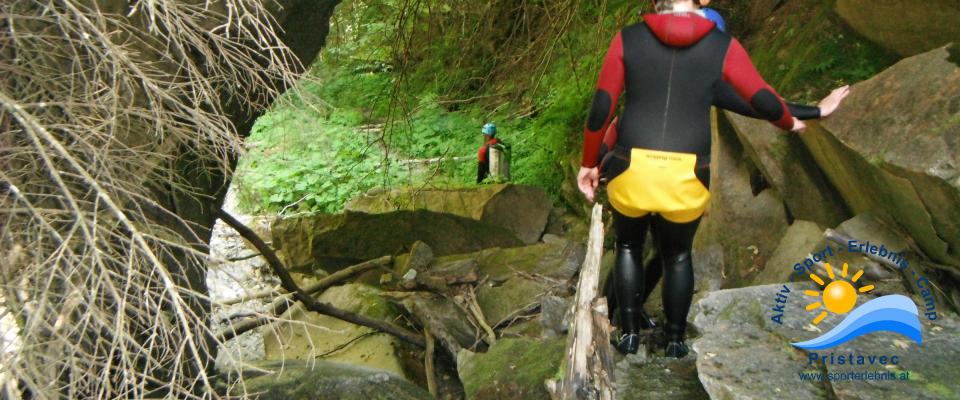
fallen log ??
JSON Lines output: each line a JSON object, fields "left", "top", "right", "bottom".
{"left": 213, "top": 208, "right": 425, "bottom": 348}
{"left": 547, "top": 203, "right": 615, "bottom": 400}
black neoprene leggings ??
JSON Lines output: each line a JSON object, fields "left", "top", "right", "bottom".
{"left": 612, "top": 209, "right": 700, "bottom": 338}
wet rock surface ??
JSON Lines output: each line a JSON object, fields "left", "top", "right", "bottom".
{"left": 614, "top": 349, "right": 709, "bottom": 400}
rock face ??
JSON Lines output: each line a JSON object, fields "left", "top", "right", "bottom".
{"left": 692, "top": 284, "right": 960, "bottom": 399}
{"left": 692, "top": 283, "right": 840, "bottom": 400}
{"left": 236, "top": 360, "right": 431, "bottom": 400}
{"left": 803, "top": 45, "right": 960, "bottom": 270}
{"left": 752, "top": 220, "right": 825, "bottom": 285}
{"left": 693, "top": 111, "right": 791, "bottom": 288}
{"left": 346, "top": 184, "right": 553, "bottom": 244}
{"left": 457, "top": 337, "right": 565, "bottom": 400}
{"left": 724, "top": 111, "right": 849, "bottom": 227}
{"left": 271, "top": 210, "right": 524, "bottom": 272}
{"left": 836, "top": 0, "right": 960, "bottom": 57}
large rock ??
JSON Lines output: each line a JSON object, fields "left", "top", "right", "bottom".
{"left": 692, "top": 284, "right": 960, "bottom": 399}
{"left": 724, "top": 111, "right": 849, "bottom": 227}
{"left": 345, "top": 184, "right": 553, "bottom": 244}
{"left": 456, "top": 337, "right": 565, "bottom": 400}
{"left": 271, "top": 210, "right": 523, "bottom": 272}
{"left": 693, "top": 111, "right": 791, "bottom": 288}
{"left": 752, "top": 220, "right": 825, "bottom": 285}
{"left": 692, "top": 283, "right": 838, "bottom": 400}
{"left": 235, "top": 360, "right": 431, "bottom": 400}
{"left": 824, "top": 316, "right": 960, "bottom": 399}
{"left": 802, "top": 45, "right": 960, "bottom": 271}
{"left": 836, "top": 0, "right": 960, "bottom": 57}
{"left": 476, "top": 276, "right": 561, "bottom": 327}
{"left": 428, "top": 239, "right": 585, "bottom": 284}
{"left": 260, "top": 283, "right": 409, "bottom": 378}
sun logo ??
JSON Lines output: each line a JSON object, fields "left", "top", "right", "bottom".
{"left": 803, "top": 262, "right": 875, "bottom": 325}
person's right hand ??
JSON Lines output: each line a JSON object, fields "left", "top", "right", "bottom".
{"left": 819, "top": 85, "right": 851, "bottom": 117}
{"left": 791, "top": 118, "right": 807, "bottom": 133}
{"left": 577, "top": 166, "right": 600, "bottom": 203}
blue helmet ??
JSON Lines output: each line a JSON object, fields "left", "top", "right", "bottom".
{"left": 701, "top": 7, "right": 727, "bottom": 32}
{"left": 482, "top": 122, "right": 497, "bottom": 137}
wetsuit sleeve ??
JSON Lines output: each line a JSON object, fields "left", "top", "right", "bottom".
{"left": 787, "top": 103, "right": 820, "bottom": 120}
{"left": 721, "top": 38, "right": 795, "bottom": 130}
{"left": 581, "top": 32, "right": 625, "bottom": 168}
{"left": 714, "top": 81, "right": 821, "bottom": 120}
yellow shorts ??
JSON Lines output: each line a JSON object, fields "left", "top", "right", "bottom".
{"left": 605, "top": 148, "right": 710, "bottom": 223}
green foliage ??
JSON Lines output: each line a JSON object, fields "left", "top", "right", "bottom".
{"left": 236, "top": 0, "right": 898, "bottom": 215}
{"left": 742, "top": 0, "right": 897, "bottom": 102}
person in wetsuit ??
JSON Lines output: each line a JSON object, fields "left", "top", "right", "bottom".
{"left": 600, "top": 79, "right": 849, "bottom": 333}
{"left": 577, "top": 0, "right": 820, "bottom": 358}
{"left": 477, "top": 122, "right": 501, "bottom": 183}
{"left": 594, "top": 1, "right": 850, "bottom": 340}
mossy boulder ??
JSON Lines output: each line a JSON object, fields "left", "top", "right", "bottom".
{"left": 475, "top": 276, "right": 561, "bottom": 327}
{"left": 235, "top": 360, "right": 431, "bottom": 400}
{"left": 836, "top": 0, "right": 960, "bottom": 57}
{"left": 428, "top": 239, "right": 585, "bottom": 284}
{"left": 456, "top": 337, "right": 565, "bottom": 400}
{"left": 260, "top": 283, "right": 409, "bottom": 378}
{"left": 802, "top": 45, "right": 960, "bottom": 271}
{"left": 271, "top": 209, "right": 523, "bottom": 273}
{"left": 345, "top": 184, "right": 553, "bottom": 244}
{"left": 691, "top": 283, "right": 830, "bottom": 400}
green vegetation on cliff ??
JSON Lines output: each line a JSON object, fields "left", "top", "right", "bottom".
{"left": 236, "top": 0, "right": 898, "bottom": 215}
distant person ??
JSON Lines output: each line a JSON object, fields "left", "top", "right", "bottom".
{"left": 477, "top": 122, "right": 502, "bottom": 183}
{"left": 576, "top": 0, "right": 849, "bottom": 359}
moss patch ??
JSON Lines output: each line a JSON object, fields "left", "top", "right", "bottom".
{"left": 457, "top": 337, "right": 566, "bottom": 400}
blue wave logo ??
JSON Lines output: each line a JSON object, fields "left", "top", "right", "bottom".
{"left": 792, "top": 295, "right": 923, "bottom": 350}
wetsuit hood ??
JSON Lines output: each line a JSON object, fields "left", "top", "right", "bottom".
{"left": 643, "top": 13, "right": 716, "bottom": 48}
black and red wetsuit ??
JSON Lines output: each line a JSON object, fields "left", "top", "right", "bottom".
{"left": 582, "top": 13, "right": 797, "bottom": 169}
{"left": 584, "top": 12, "right": 803, "bottom": 356}
{"left": 477, "top": 137, "right": 501, "bottom": 183}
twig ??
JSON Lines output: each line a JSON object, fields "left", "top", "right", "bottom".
{"left": 218, "top": 258, "right": 388, "bottom": 306}
{"left": 213, "top": 208, "right": 425, "bottom": 348}
{"left": 463, "top": 286, "right": 497, "bottom": 346}
{"left": 424, "top": 328, "right": 438, "bottom": 398}
{"left": 315, "top": 330, "right": 381, "bottom": 358}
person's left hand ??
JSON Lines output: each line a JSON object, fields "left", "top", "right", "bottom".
{"left": 819, "top": 85, "right": 851, "bottom": 118}
{"left": 577, "top": 166, "right": 600, "bottom": 203}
